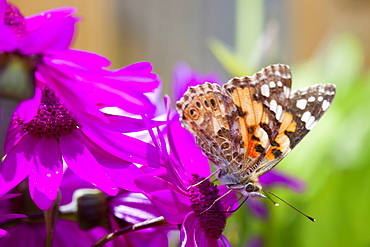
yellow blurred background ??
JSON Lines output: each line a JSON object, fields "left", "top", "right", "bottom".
{"left": 9, "top": 1, "right": 370, "bottom": 247}
{"left": 11, "top": 0, "right": 370, "bottom": 82}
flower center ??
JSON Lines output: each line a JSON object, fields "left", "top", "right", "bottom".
{"left": 4, "top": 3, "right": 26, "bottom": 32}
{"left": 188, "top": 174, "right": 227, "bottom": 239}
{"left": 15, "top": 88, "right": 80, "bottom": 138}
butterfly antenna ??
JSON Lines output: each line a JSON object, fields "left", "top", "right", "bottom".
{"left": 262, "top": 190, "right": 279, "bottom": 207}
{"left": 223, "top": 196, "right": 249, "bottom": 214}
{"left": 200, "top": 189, "right": 233, "bottom": 215}
{"left": 262, "top": 188, "right": 316, "bottom": 222}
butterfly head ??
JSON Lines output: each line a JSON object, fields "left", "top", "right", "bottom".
{"left": 227, "top": 180, "right": 265, "bottom": 198}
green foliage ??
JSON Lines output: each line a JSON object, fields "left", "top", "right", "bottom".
{"left": 209, "top": 2, "right": 370, "bottom": 245}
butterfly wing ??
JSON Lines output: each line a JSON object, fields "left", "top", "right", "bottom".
{"left": 255, "top": 83, "right": 336, "bottom": 176}
{"left": 176, "top": 82, "right": 245, "bottom": 171}
{"left": 223, "top": 64, "right": 292, "bottom": 176}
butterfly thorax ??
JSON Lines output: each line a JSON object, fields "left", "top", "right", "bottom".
{"left": 219, "top": 168, "right": 265, "bottom": 198}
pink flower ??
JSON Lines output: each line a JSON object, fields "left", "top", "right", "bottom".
{"left": 135, "top": 112, "right": 238, "bottom": 247}
{"left": 0, "top": 2, "right": 163, "bottom": 211}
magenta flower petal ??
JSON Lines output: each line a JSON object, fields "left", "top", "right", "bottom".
{"left": 0, "top": 228, "right": 7, "bottom": 237}
{"left": 135, "top": 174, "right": 173, "bottom": 197}
{"left": 103, "top": 114, "right": 166, "bottom": 133}
{"left": 151, "top": 189, "right": 192, "bottom": 225}
{"left": 19, "top": 16, "right": 76, "bottom": 54}
{"left": 59, "top": 132, "right": 118, "bottom": 196}
{"left": 3, "top": 124, "right": 26, "bottom": 155}
{"left": 180, "top": 211, "right": 199, "bottom": 247}
{"left": 15, "top": 87, "right": 42, "bottom": 123}
{"left": 46, "top": 49, "right": 111, "bottom": 69}
{"left": 25, "top": 7, "right": 77, "bottom": 32}
{"left": 169, "top": 118, "right": 210, "bottom": 178}
{"left": 37, "top": 62, "right": 107, "bottom": 122}
{"left": 81, "top": 138, "right": 142, "bottom": 192}
{"left": 112, "top": 62, "right": 160, "bottom": 92}
{"left": 259, "top": 170, "right": 305, "bottom": 193}
{"left": 28, "top": 137, "right": 63, "bottom": 210}
{"left": 82, "top": 125, "right": 161, "bottom": 167}
{"left": 110, "top": 191, "right": 161, "bottom": 224}
{"left": 0, "top": 25, "right": 17, "bottom": 51}
{"left": 0, "top": 134, "right": 37, "bottom": 196}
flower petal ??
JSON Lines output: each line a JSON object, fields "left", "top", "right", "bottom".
{"left": 20, "top": 16, "right": 77, "bottom": 54}
{"left": 135, "top": 174, "right": 172, "bottom": 197}
{"left": 110, "top": 191, "right": 161, "bottom": 224}
{"left": 151, "top": 189, "right": 191, "bottom": 225}
{"left": 80, "top": 135, "right": 142, "bottom": 192}
{"left": 0, "top": 25, "right": 17, "bottom": 51}
{"left": 169, "top": 118, "right": 210, "bottom": 177}
{"left": 28, "top": 137, "right": 63, "bottom": 210}
{"left": 25, "top": 7, "right": 77, "bottom": 32}
{"left": 59, "top": 131, "right": 118, "bottom": 196}
{"left": 15, "top": 86, "right": 42, "bottom": 123}
{"left": 259, "top": 170, "right": 305, "bottom": 193}
{"left": 0, "top": 134, "right": 36, "bottom": 196}
{"left": 82, "top": 125, "right": 161, "bottom": 168}
{"left": 180, "top": 211, "right": 199, "bottom": 247}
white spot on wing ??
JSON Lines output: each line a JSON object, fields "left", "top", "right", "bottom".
{"left": 322, "top": 100, "right": 330, "bottom": 111}
{"left": 301, "top": 111, "right": 311, "bottom": 123}
{"left": 318, "top": 96, "right": 323, "bottom": 102}
{"left": 276, "top": 105, "right": 283, "bottom": 120}
{"left": 277, "top": 81, "right": 282, "bottom": 87}
{"left": 284, "top": 86, "right": 290, "bottom": 98}
{"left": 270, "top": 99, "right": 277, "bottom": 113}
{"left": 307, "top": 120, "right": 318, "bottom": 130}
{"left": 269, "top": 81, "right": 276, "bottom": 88}
{"left": 261, "top": 84, "right": 270, "bottom": 97}
{"left": 305, "top": 115, "right": 316, "bottom": 130}
{"left": 308, "top": 96, "right": 315, "bottom": 102}
{"left": 296, "top": 99, "right": 307, "bottom": 110}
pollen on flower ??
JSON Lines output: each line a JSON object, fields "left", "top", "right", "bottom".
{"left": 188, "top": 174, "right": 227, "bottom": 239}
{"left": 4, "top": 3, "right": 26, "bottom": 32}
{"left": 15, "top": 88, "right": 80, "bottom": 138}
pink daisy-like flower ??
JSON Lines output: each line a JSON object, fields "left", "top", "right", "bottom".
{"left": 135, "top": 112, "right": 238, "bottom": 247}
{"left": 0, "top": 1, "right": 162, "bottom": 211}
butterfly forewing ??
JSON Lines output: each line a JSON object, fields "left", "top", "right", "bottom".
{"left": 223, "top": 64, "right": 292, "bottom": 174}
{"left": 255, "top": 83, "right": 336, "bottom": 176}
{"left": 176, "top": 82, "right": 245, "bottom": 171}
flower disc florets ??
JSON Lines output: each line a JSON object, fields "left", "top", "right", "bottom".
{"left": 188, "top": 174, "right": 227, "bottom": 239}
{"left": 15, "top": 88, "right": 79, "bottom": 138}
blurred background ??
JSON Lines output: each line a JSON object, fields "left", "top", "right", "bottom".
{"left": 11, "top": 0, "right": 370, "bottom": 246}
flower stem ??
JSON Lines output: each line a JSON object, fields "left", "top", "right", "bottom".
{"left": 44, "top": 192, "right": 61, "bottom": 247}
{"left": 92, "top": 216, "right": 168, "bottom": 247}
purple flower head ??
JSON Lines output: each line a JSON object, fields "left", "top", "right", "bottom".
{"left": 0, "top": 2, "right": 163, "bottom": 211}
{"left": 135, "top": 103, "right": 238, "bottom": 247}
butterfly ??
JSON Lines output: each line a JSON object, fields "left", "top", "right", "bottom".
{"left": 176, "top": 64, "right": 335, "bottom": 208}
